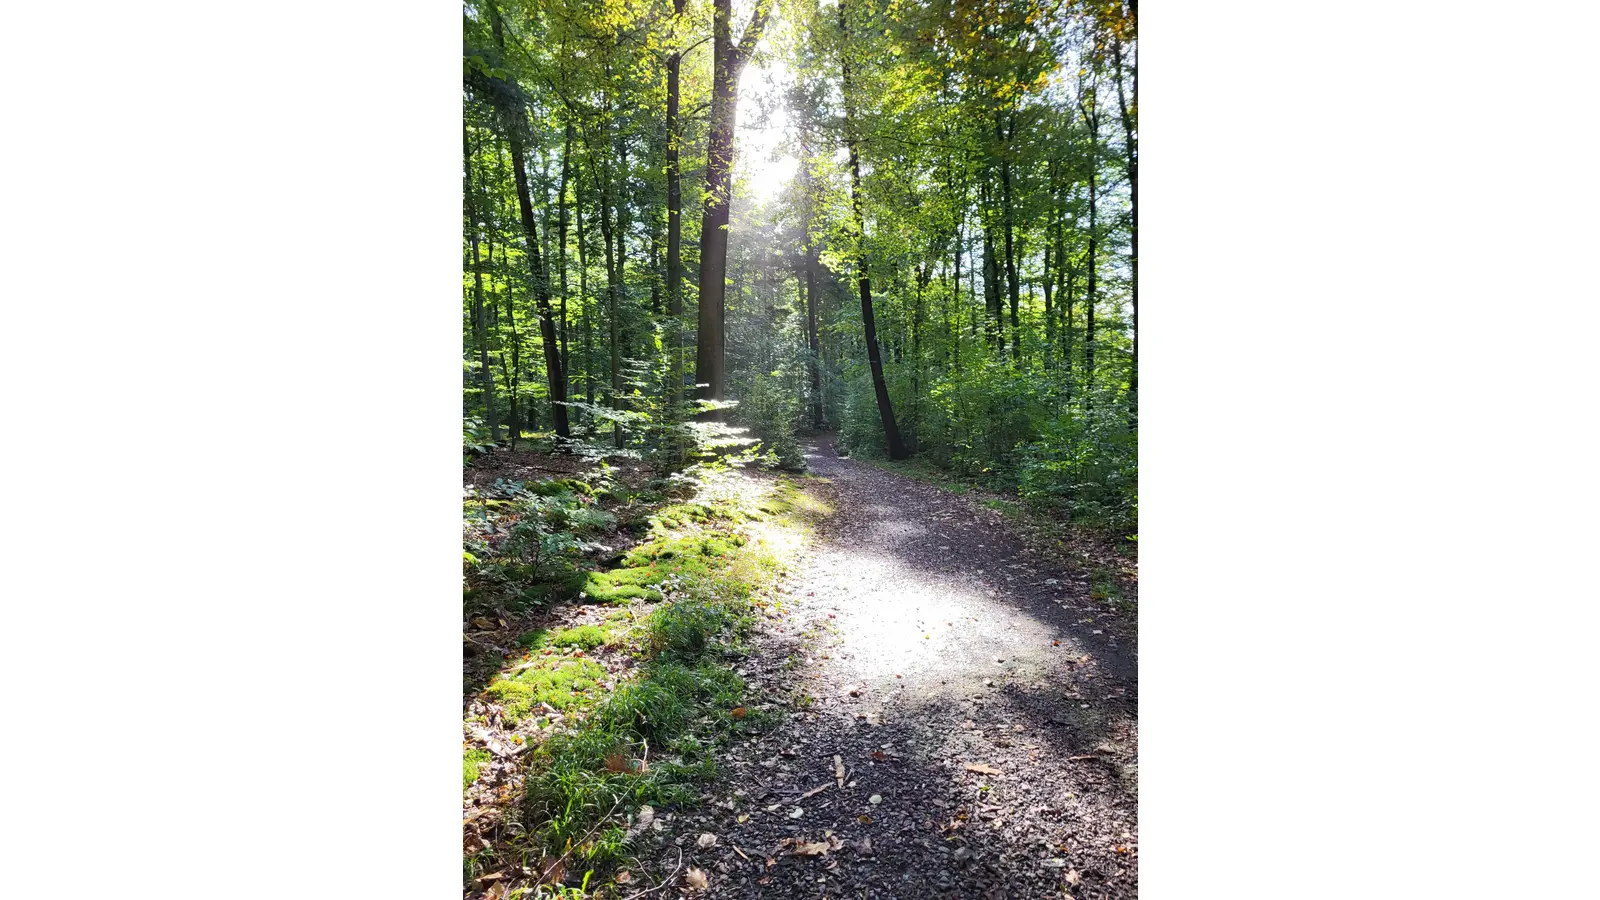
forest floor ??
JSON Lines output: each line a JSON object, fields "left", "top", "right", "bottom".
{"left": 634, "top": 435, "right": 1138, "bottom": 900}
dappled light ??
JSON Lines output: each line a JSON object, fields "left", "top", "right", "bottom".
{"left": 464, "top": 0, "right": 1135, "bottom": 893}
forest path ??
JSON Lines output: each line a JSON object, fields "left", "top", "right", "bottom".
{"left": 646, "top": 436, "right": 1138, "bottom": 899}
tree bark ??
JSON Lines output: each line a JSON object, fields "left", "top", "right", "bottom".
{"left": 840, "top": 0, "right": 908, "bottom": 459}
{"left": 666, "top": 0, "right": 687, "bottom": 413}
{"left": 488, "top": 7, "right": 569, "bottom": 438}
{"left": 558, "top": 123, "right": 573, "bottom": 382}
{"left": 998, "top": 115, "right": 1021, "bottom": 363}
{"left": 465, "top": 127, "right": 499, "bottom": 442}
{"left": 1080, "top": 90, "right": 1099, "bottom": 400}
{"left": 694, "top": 0, "right": 772, "bottom": 405}
{"left": 1113, "top": 32, "right": 1137, "bottom": 405}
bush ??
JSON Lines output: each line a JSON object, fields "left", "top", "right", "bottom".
{"left": 735, "top": 374, "right": 805, "bottom": 471}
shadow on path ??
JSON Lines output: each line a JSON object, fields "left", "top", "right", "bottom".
{"left": 643, "top": 436, "right": 1139, "bottom": 899}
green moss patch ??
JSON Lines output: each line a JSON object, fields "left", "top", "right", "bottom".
{"left": 463, "top": 748, "right": 491, "bottom": 791}
{"left": 484, "top": 656, "right": 608, "bottom": 723}
{"left": 515, "top": 623, "right": 614, "bottom": 651}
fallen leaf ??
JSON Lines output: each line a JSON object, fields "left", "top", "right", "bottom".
{"left": 534, "top": 856, "right": 566, "bottom": 886}
{"left": 833, "top": 754, "right": 845, "bottom": 786}
{"left": 731, "top": 707, "right": 747, "bottom": 718}
{"left": 615, "top": 871, "right": 633, "bottom": 884}
{"left": 791, "top": 841, "right": 831, "bottom": 856}
{"left": 684, "top": 867, "right": 709, "bottom": 891}
{"left": 1065, "top": 868, "right": 1082, "bottom": 886}
{"left": 697, "top": 832, "right": 718, "bottom": 849}
{"left": 788, "top": 807, "right": 805, "bottom": 819}
{"left": 965, "top": 763, "right": 1002, "bottom": 776}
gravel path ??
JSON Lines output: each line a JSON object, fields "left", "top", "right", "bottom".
{"left": 642, "top": 436, "right": 1138, "bottom": 899}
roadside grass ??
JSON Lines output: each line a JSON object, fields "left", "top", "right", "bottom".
{"left": 463, "top": 468, "right": 817, "bottom": 894}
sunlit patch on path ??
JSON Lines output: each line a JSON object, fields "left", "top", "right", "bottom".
{"left": 641, "top": 436, "right": 1139, "bottom": 899}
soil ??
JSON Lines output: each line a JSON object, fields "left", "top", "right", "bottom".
{"left": 632, "top": 435, "right": 1139, "bottom": 899}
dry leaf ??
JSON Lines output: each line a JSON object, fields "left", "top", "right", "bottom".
{"left": 684, "top": 867, "right": 709, "bottom": 891}
{"left": 615, "top": 871, "right": 632, "bottom": 884}
{"left": 1065, "top": 868, "right": 1082, "bottom": 886}
{"left": 833, "top": 754, "right": 845, "bottom": 786}
{"left": 697, "top": 833, "right": 718, "bottom": 849}
{"left": 792, "top": 841, "right": 831, "bottom": 856}
{"left": 535, "top": 856, "right": 566, "bottom": 886}
{"left": 965, "top": 763, "right": 1002, "bottom": 775}
{"left": 731, "top": 707, "right": 747, "bottom": 718}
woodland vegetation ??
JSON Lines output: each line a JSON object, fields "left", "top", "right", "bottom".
{"left": 464, "top": 2, "right": 1135, "bottom": 890}
{"left": 463, "top": 0, "right": 1136, "bottom": 535}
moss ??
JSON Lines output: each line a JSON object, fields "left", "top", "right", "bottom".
{"left": 528, "top": 478, "right": 594, "bottom": 498}
{"left": 464, "top": 748, "right": 491, "bottom": 791}
{"left": 516, "top": 623, "right": 613, "bottom": 651}
{"left": 484, "top": 657, "right": 608, "bottom": 723}
{"left": 582, "top": 567, "right": 662, "bottom": 604}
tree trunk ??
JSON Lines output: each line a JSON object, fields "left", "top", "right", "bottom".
{"left": 998, "top": 115, "right": 1021, "bottom": 363}
{"left": 595, "top": 138, "right": 624, "bottom": 448}
{"left": 488, "top": 8, "right": 569, "bottom": 438}
{"left": 666, "top": 0, "right": 687, "bottom": 413}
{"left": 465, "top": 127, "right": 499, "bottom": 442}
{"left": 695, "top": 0, "right": 772, "bottom": 405}
{"left": 576, "top": 167, "right": 594, "bottom": 421}
{"left": 1113, "top": 33, "right": 1137, "bottom": 406}
{"left": 558, "top": 123, "right": 573, "bottom": 382}
{"left": 1080, "top": 93, "right": 1099, "bottom": 400}
{"left": 805, "top": 243, "right": 823, "bottom": 430}
{"left": 840, "top": 0, "right": 908, "bottom": 459}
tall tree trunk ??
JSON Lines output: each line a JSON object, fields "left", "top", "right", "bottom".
{"left": 805, "top": 244, "right": 823, "bottom": 430}
{"left": 840, "top": 0, "right": 908, "bottom": 459}
{"left": 465, "top": 127, "right": 499, "bottom": 442}
{"left": 1113, "top": 33, "right": 1137, "bottom": 406}
{"left": 1080, "top": 93, "right": 1099, "bottom": 401}
{"left": 558, "top": 123, "right": 573, "bottom": 383}
{"left": 576, "top": 168, "right": 594, "bottom": 420}
{"left": 488, "top": 8, "right": 569, "bottom": 438}
{"left": 616, "top": 135, "right": 630, "bottom": 361}
{"left": 666, "top": 0, "right": 687, "bottom": 412}
{"left": 694, "top": 0, "right": 772, "bottom": 405}
{"left": 982, "top": 214, "right": 1002, "bottom": 356}
{"left": 952, "top": 213, "right": 963, "bottom": 370}
{"left": 998, "top": 115, "right": 1021, "bottom": 363}
{"left": 594, "top": 136, "right": 624, "bottom": 449}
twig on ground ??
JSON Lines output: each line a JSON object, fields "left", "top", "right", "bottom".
{"left": 620, "top": 847, "right": 683, "bottom": 900}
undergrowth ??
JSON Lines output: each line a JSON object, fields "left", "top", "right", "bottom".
{"left": 464, "top": 461, "right": 814, "bottom": 895}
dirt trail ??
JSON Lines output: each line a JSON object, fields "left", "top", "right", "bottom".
{"left": 644, "top": 436, "right": 1138, "bottom": 899}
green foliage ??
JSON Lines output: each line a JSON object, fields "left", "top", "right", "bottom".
{"left": 733, "top": 374, "right": 806, "bottom": 471}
